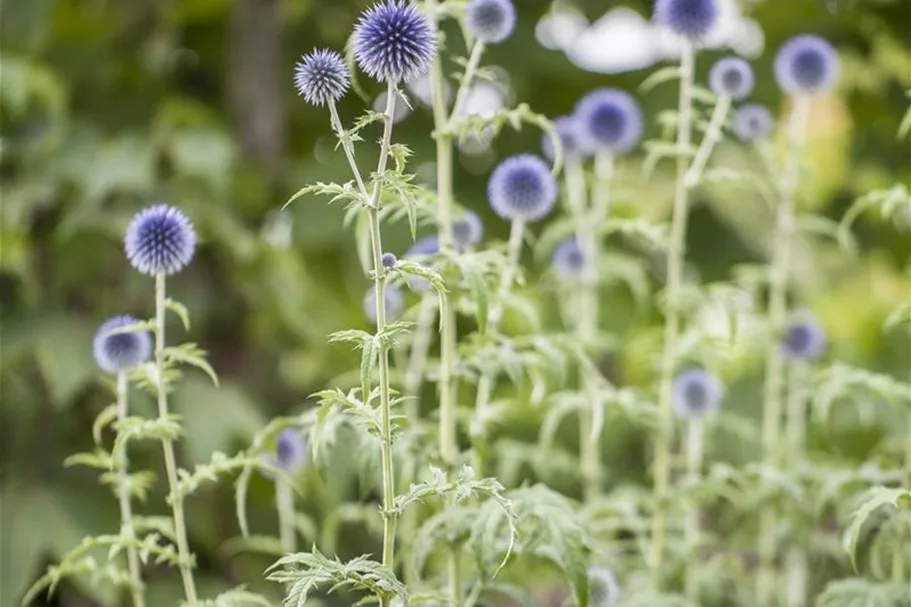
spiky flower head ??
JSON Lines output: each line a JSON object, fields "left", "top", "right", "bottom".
{"left": 353, "top": 1, "right": 436, "bottom": 83}
{"left": 733, "top": 104, "right": 774, "bottom": 142}
{"left": 774, "top": 35, "right": 839, "bottom": 95}
{"left": 488, "top": 154, "right": 557, "bottom": 222}
{"left": 125, "top": 204, "right": 196, "bottom": 276}
{"left": 709, "top": 57, "right": 754, "bottom": 100}
{"left": 382, "top": 252, "right": 398, "bottom": 269}
{"left": 782, "top": 313, "right": 826, "bottom": 360}
{"left": 654, "top": 0, "right": 719, "bottom": 41}
{"left": 453, "top": 210, "right": 484, "bottom": 249}
{"left": 93, "top": 315, "right": 152, "bottom": 374}
{"left": 465, "top": 0, "right": 517, "bottom": 44}
{"left": 588, "top": 567, "right": 620, "bottom": 607}
{"left": 552, "top": 238, "right": 585, "bottom": 278}
{"left": 575, "top": 89, "right": 644, "bottom": 155}
{"left": 364, "top": 285, "right": 405, "bottom": 324}
{"left": 672, "top": 368, "right": 723, "bottom": 419}
{"left": 542, "top": 115, "right": 591, "bottom": 161}
{"left": 294, "top": 48, "right": 350, "bottom": 106}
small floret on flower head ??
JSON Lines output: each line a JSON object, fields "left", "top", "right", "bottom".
{"left": 124, "top": 204, "right": 196, "bottom": 276}
{"left": 733, "top": 104, "right": 774, "bottom": 142}
{"left": 294, "top": 48, "right": 350, "bottom": 106}
{"left": 453, "top": 210, "right": 484, "bottom": 249}
{"left": 93, "top": 315, "right": 152, "bottom": 374}
{"left": 382, "top": 252, "right": 398, "bottom": 269}
{"left": 552, "top": 238, "right": 585, "bottom": 278}
{"left": 588, "top": 566, "right": 620, "bottom": 607}
{"left": 542, "top": 115, "right": 591, "bottom": 162}
{"left": 672, "top": 368, "right": 723, "bottom": 419}
{"left": 487, "top": 154, "right": 557, "bottom": 222}
{"left": 465, "top": 0, "right": 517, "bottom": 45}
{"left": 353, "top": 1, "right": 436, "bottom": 83}
{"left": 781, "top": 313, "right": 826, "bottom": 360}
{"left": 364, "top": 285, "right": 406, "bottom": 324}
{"left": 575, "top": 89, "right": 643, "bottom": 155}
{"left": 709, "top": 57, "right": 755, "bottom": 100}
{"left": 774, "top": 35, "right": 839, "bottom": 95}
{"left": 654, "top": 0, "right": 719, "bottom": 41}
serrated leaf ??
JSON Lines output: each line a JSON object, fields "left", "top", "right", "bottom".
{"left": 842, "top": 486, "right": 910, "bottom": 569}
{"left": 165, "top": 298, "right": 191, "bottom": 331}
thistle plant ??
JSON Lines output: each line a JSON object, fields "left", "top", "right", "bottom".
{"left": 265, "top": 429, "right": 307, "bottom": 552}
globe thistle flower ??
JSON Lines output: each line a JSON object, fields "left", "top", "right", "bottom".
{"left": 453, "top": 210, "right": 484, "bottom": 249}
{"left": 781, "top": 314, "right": 826, "bottom": 360}
{"left": 465, "top": 0, "right": 517, "bottom": 45}
{"left": 709, "top": 57, "right": 755, "bottom": 100}
{"left": 353, "top": 1, "right": 436, "bottom": 83}
{"left": 654, "top": 0, "right": 719, "bottom": 41}
{"left": 382, "top": 252, "right": 398, "bottom": 269}
{"left": 364, "top": 285, "right": 406, "bottom": 324}
{"left": 588, "top": 567, "right": 620, "bottom": 607}
{"left": 671, "top": 368, "right": 723, "bottom": 419}
{"left": 124, "top": 204, "right": 197, "bottom": 276}
{"left": 574, "top": 89, "right": 644, "bottom": 155}
{"left": 93, "top": 315, "right": 152, "bottom": 374}
{"left": 487, "top": 154, "right": 557, "bottom": 222}
{"left": 733, "top": 104, "right": 774, "bottom": 142}
{"left": 552, "top": 238, "right": 585, "bottom": 278}
{"left": 275, "top": 429, "right": 307, "bottom": 471}
{"left": 774, "top": 35, "right": 839, "bottom": 95}
{"left": 542, "top": 115, "right": 591, "bottom": 162}
{"left": 294, "top": 48, "right": 350, "bottom": 106}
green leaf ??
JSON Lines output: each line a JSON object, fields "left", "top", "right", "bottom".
{"left": 639, "top": 66, "right": 680, "bottom": 93}
{"left": 282, "top": 181, "right": 364, "bottom": 211}
{"left": 181, "top": 586, "right": 272, "bottom": 607}
{"left": 92, "top": 404, "right": 118, "bottom": 445}
{"left": 165, "top": 298, "right": 191, "bottom": 331}
{"left": 163, "top": 343, "right": 219, "bottom": 386}
{"left": 842, "top": 486, "right": 910, "bottom": 569}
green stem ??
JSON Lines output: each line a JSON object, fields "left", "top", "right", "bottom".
{"left": 155, "top": 273, "right": 198, "bottom": 605}
{"left": 684, "top": 94, "right": 731, "bottom": 189}
{"left": 447, "top": 40, "right": 485, "bottom": 130}
{"left": 758, "top": 95, "right": 810, "bottom": 607}
{"left": 403, "top": 295, "right": 438, "bottom": 409}
{"left": 683, "top": 417, "right": 704, "bottom": 602}
{"left": 784, "top": 361, "right": 808, "bottom": 607}
{"left": 650, "top": 41, "right": 695, "bottom": 591}
{"left": 328, "top": 101, "right": 370, "bottom": 200}
{"left": 276, "top": 476, "right": 296, "bottom": 553}
{"left": 115, "top": 372, "right": 146, "bottom": 607}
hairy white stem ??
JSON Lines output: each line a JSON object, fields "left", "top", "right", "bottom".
{"left": 684, "top": 94, "right": 731, "bottom": 189}
{"left": 116, "top": 372, "right": 146, "bottom": 607}
{"left": 447, "top": 41, "right": 486, "bottom": 129}
{"left": 684, "top": 416, "right": 705, "bottom": 601}
{"left": 275, "top": 475, "right": 296, "bottom": 553}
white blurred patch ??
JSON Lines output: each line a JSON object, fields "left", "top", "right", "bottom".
{"left": 455, "top": 82, "right": 506, "bottom": 154}
{"left": 566, "top": 7, "right": 660, "bottom": 73}
{"left": 406, "top": 73, "right": 452, "bottom": 108}
{"left": 262, "top": 210, "right": 293, "bottom": 249}
{"left": 372, "top": 91, "right": 412, "bottom": 124}
{"left": 535, "top": 5, "right": 589, "bottom": 52}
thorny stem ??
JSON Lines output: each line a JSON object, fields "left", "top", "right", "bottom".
{"left": 155, "top": 273, "right": 198, "bottom": 604}
{"left": 683, "top": 417, "right": 705, "bottom": 602}
{"left": 684, "top": 94, "right": 731, "bottom": 189}
{"left": 115, "top": 372, "right": 146, "bottom": 607}
{"left": 785, "top": 361, "right": 808, "bottom": 607}
{"left": 758, "top": 94, "right": 810, "bottom": 606}
{"left": 650, "top": 42, "right": 695, "bottom": 590}
{"left": 275, "top": 475, "right": 296, "bottom": 553}
{"left": 328, "top": 101, "right": 370, "bottom": 200}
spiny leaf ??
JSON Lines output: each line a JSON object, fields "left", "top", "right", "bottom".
{"left": 282, "top": 181, "right": 365, "bottom": 211}
{"left": 165, "top": 298, "right": 192, "bottom": 331}
{"left": 842, "top": 486, "right": 910, "bottom": 569}
{"left": 163, "top": 343, "right": 219, "bottom": 386}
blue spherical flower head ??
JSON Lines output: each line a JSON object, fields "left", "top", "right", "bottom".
{"left": 125, "top": 204, "right": 196, "bottom": 276}
{"left": 453, "top": 210, "right": 484, "bottom": 249}
{"left": 575, "top": 89, "right": 644, "bottom": 155}
{"left": 588, "top": 567, "right": 620, "bottom": 607}
{"left": 672, "top": 368, "right": 723, "bottom": 419}
{"left": 364, "top": 285, "right": 406, "bottom": 324}
{"left": 542, "top": 115, "right": 591, "bottom": 162}
{"left": 488, "top": 154, "right": 557, "bottom": 222}
{"left": 353, "top": 1, "right": 436, "bottom": 83}
{"left": 93, "top": 315, "right": 152, "bottom": 374}
{"left": 552, "top": 238, "right": 585, "bottom": 278}
{"left": 781, "top": 314, "right": 826, "bottom": 360}
{"left": 465, "top": 0, "right": 516, "bottom": 44}
{"left": 774, "top": 35, "right": 839, "bottom": 95}
{"left": 654, "top": 0, "right": 719, "bottom": 41}
{"left": 275, "top": 429, "right": 307, "bottom": 472}
{"left": 294, "top": 49, "right": 350, "bottom": 106}
{"left": 381, "top": 252, "right": 398, "bottom": 268}
{"left": 733, "top": 104, "right": 774, "bottom": 142}
{"left": 709, "top": 57, "right": 754, "bottom": 100}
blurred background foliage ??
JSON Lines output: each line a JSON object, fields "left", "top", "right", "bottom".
{"left": 1, "top": 0, "right": 908, "bottom": 605}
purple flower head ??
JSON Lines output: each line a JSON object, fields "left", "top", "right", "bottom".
{"left": 294, "top": 49, "right": 350, "bottom": 106}
{"left": 382, "top": 252, "right": 398, "bottom": 269}
{"left": 275, "top": 429, "right": 307, "bottom": 472}
{"left": 672, "top": 368, "right": 723, "bottom": 419}
{"left": 93, "top": 315, "right": 152, "bottom": 374}
{"left": 353, "top": 1, "right": 436, "bottom": 83}
{"left": 364, "top": 284, "right": 405, "bottom": 324}
{"left": 552, "top": 238, "right": 585, "bottom": 278}
{"left": 774, "top": 35, "right": 839, "bottom": 95}
{"left": 588, "top": 566, "right": 620, "bottom": 607}
{"left": 542, "top": 115, "right": 591, "bottom": 162}
{"left": 125, "top": 204, "right": 196, "bottom": 276}
{"left": 733, "top": 104, "right": 774, "bottom": 142}
{"left": 465, "top": 0, "right": 516, "bottom": 44}
{"left": 709, "top": 57, "right": 755, "bottom": 100}
{"left": 487, "top": 154, "right": 557, "bottom": 222}
{"left": 575, "top": 89, "right": 643, "bottom": 155}
{"left": 453, "top": 210, "right": 484, "bottom": 249}
{"left": 654, "top": 0, "right": 719, "bottom": 41}
{"left": 782, "top": 313, "right": 826, "bottom": 360}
